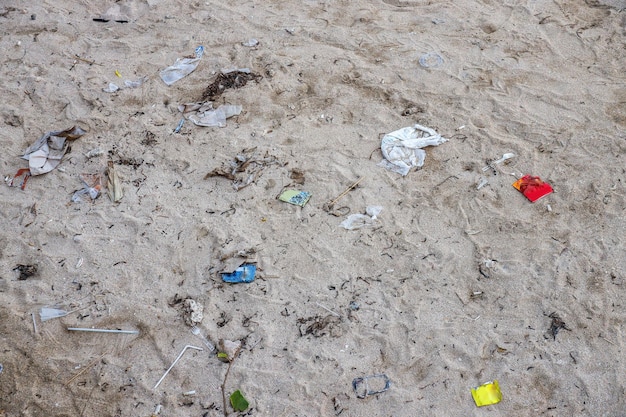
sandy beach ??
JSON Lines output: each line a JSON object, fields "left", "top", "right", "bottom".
{"left": 1, "top": 1, "right": 625, "bottom": 416}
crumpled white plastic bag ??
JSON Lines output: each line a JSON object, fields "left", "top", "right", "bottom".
{"left": 180, "top": 102, "right": 242, "bottom": 128}
{"left": 160, "top": 46, "right": 204, "bottom": 86}
{"left": 340, "top": 206, "right": 383, "bottom": 230}
{"left": 378, "top": 124, "right": 447, "bottom": 176}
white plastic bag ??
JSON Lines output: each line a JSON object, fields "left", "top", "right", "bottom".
{"left": 340, "top": 206, "right": 383, "bottom": 230}
{"left": 189, "top": 104, "right": 242, "bottom": 127}
{"left": 378, "top": 124, "right": 447, "bottom": 176}
{"left": 159, "top": 46, "right": 204, "bottom": 86}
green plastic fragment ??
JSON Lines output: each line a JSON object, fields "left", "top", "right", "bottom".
{"left": 230, "top": 390, "right": 249, "bottom": 411}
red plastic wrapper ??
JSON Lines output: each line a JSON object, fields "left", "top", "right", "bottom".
{"left": 512, "top": 175, "right": 553, "bottom": 202}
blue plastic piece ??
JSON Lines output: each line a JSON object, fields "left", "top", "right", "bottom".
{"left": 222, "top": 264, "right": 256, "bottom": 283}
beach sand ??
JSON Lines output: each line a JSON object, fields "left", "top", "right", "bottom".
{"left": 0, "top": 0, "right": 625, "bottom": 416}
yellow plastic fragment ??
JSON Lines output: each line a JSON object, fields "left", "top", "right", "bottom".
{"left": 471, "top": 380, "right": 502, "bottom": 407}
{"left": 115, "top": 70, "right": 122, "bottom": 78}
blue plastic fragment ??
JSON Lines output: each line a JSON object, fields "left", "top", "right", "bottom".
{"left": 174, "top": 118, "right": 185, "bottom": 133}
{"left": 222, "top": 264, "right": 256, "bottom": 283}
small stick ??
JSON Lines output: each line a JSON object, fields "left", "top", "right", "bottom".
{"left": 316, "top": 302, "right": 341, "bottom": 317}
{"left": 64, "top": 353, "right": 107, "bottom": 386}
{"left": 221, "top": 345, "right": 242, "bottom": 417}
{"left": 67, "top": 327, "right": 139, "bottom": 334}
{"left": 31, "top": 313, "right": 37, "bottom": 334}
{"left": 600, "top": 335, "right": 616, "bottom": 345}
{"left": 154, "top": 345, "right": 203, "bottom": 389}
{"left": 327, "top": 177, "right": 364, "bottom": 208}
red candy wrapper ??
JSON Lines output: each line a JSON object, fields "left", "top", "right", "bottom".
{"left": 512, "top": 175, "right": 553, "bottom": 202}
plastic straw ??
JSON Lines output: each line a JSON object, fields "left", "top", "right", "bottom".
{"left": 67, "top": 327, "right": 139, "bottom": 334}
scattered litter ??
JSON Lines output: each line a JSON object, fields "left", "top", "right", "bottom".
{"left": 191, "top": 326, "right": 216, "bottom": 352}
{"left": 482, "top": 152, "right": 515, "bottom": 172}
{"left": 183, "top": 390, "right": 196, "bottom": 396}
{"left": 179, "top": 102, "right": 242, "bottom": 128}
{"left": 104, "top": 77, "right": 145, "bottom": 93}
{"left": 230, "top": 390, "right": 250, "bottom": 412}
{"left": 471, "top": 380, "right": 502, "bottom": 407}
{"left": 0, "top": 363, "right": 3, "bottom": 374}
{"left": 242, "top": 38, "right": 259, "bottom": 47}
{"left": 67, "top": 327, "right": 139, "bottom": 334}
{"left": 183, "top": 299, "right": 204, "bottom": 326}
{"left": 174, "top": 118, "right": 185, "bottom": 133}
{"left": 476, "top": 177, "right": 489, "bottom": 190}
{"left": 378, "top": 124, "right": 447, "bottom": 176}
{"left": 222, "top": 264, "right": 256, "bottom": 283}
{"left": 316, "top": 302, "right": 341, "bottom": 317}
{"left": 512, "top": 175, "right": 553, "bottom": 202}
{"left": 115, "top": 70, "right": 122, "bottom": 78}
{"left": 71, "top": 173, "right": 102, "bottom": 203}
{"left": 159, "top": 46, "right": 204, "bottom": 86}
{"left": 470, "top": 291, "right": 484, "bottom": 299}
{"left": 419, "top": 52, "right": 444, "bottom": 68}
{"left": 154, "top": 404, "right": 162, "bottom": 415}
{"left": 85, "top": 148, "right": 104, "bottom": 159}
{"left": 13, "top": 264, "right": 37, "bottom": 280}
{"left": 352, "top": 374, "right": 391, "bottom": 399}
{"left": 18, "top": 126, "right": 86, "bottom": 178}
{"left": 5, "top": 168, "right": 31, "bottom": 190}
{"left": 153, "top": 345, "right": 203, "bottom": 389}
{"left": 202, "top": 69, "right": 261, "bottom": 100}
{"left": 279, "top": 190, "right": 311, "bottom": 207}
{"left": 349, "top": 301, "right": 360, "bottom": 310}
{"left": 106, "top": 161, "right": 123, "bottom": 202}
{"left": 340, "top": 206, "right": 383, "bottom": 230}
{"left": 31, "top": 313, "right": 37, "bottom": 333}
{"left": 218, "top": 339, "right": 242, "bottom": 362}
{"left": 39, "top": 307, "right": 69, "bottom": 321}
{"left": 103, "top": 83, "right": 120, "bottom": 93}
{"left": 124, "top": 77, "right": 146, "bottom": 88}
{"left": 548, "top": 312, "right": 570, "bottom": 340}
{"left": 204, "top": 148, "right": 284, "bottom": 191}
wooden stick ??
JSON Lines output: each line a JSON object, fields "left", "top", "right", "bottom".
{"left": 64, "top": 353, "right": 107, "bottom": 386}
{"left": 328, "top": 177, "right": 364, "bottom": 207}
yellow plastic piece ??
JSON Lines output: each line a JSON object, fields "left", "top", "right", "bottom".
{"left": 115, "top": 70, "right": 122, "bottom": 78}
{"left": 471, "top": 380, "right": 502, "bottom": 407}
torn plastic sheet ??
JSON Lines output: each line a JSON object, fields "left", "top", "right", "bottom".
{"left": 71, "top": 173, "right": 103, "bottom": 203}
{"left": 340, "top": 206, "right": 383, "bottom": 230}
{"left": 378, "top": 124, "right": 447, "bottom": 176}
{"left": 39, "top": 307, "right": 69, "bottom": 322}
{"left": 21, "top": 126, "right": 86, "bottom": 176}
{"left": 180, "top": 102, "right": 242, "bottom": 128}
{"left": 159, "top": 46, "right": 204, "bottom": 86}
{"left": 352, "top": 374, "right": 391, "bottom": 399}
{"left": 103, "top": 77, "right": 146, "bottom": 93}
{"left": 103, "top": 82, "right": 120, "bottom": 93}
